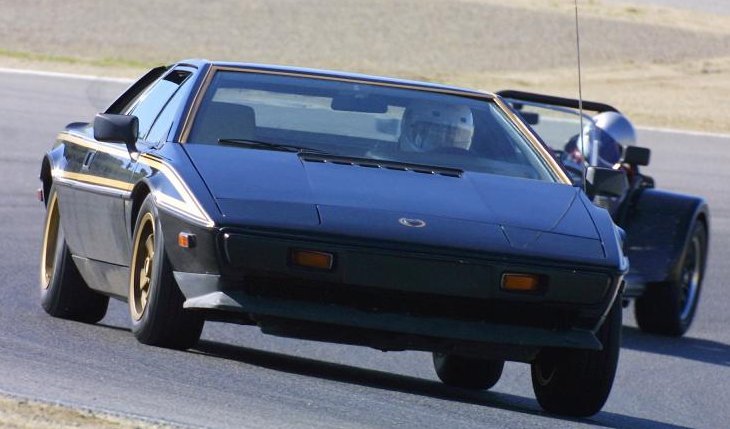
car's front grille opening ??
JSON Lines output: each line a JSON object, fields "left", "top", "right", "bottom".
{"left": 242, "top": 276, "right": 578, "bottom": 330}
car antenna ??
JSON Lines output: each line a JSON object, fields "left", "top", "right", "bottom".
{"left": 574, "top": 0, "right": 587, "bottom": 186}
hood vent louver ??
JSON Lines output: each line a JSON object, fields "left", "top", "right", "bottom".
{"left": 300, "top": 154, "right": 463, "bottom": 178}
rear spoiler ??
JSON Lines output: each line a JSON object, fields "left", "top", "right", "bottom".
{"left": 496, "top": 90, "right": 619, "bottom": 114}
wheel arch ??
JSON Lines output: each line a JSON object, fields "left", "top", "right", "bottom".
{"left": 129, "top": 180, "right": 153, "bottom": 238}
{"left": 621, "top": 188, "right": 709, "bottom": 286}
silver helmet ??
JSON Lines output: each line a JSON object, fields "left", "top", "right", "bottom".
{"left": 594, "top": 111, "right": 636, "bottom": 147}
{"left": 399, "top": 102, "right": 474, "bottom": 152}
{"left": 593, "top": 111, "right": 636, "bottom": 165}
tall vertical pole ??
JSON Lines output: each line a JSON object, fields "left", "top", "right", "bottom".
{"left": 574, "top": 0, "right": 587, "bottom": 183}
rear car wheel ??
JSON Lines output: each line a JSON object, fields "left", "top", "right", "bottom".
{"left": 129, "top": 195, "right": 204, "bottom": 349}
{"left": 531, "top": 298, "right": 621, "bottom": 417}
{"left": 635, "top": 222, "right": 707, "bottom": 336}
{"left": 40, "top": 186, "right": 109, "bottom": 323}
{"left": 432, "top": 353, "right": 504, "bottom": 390}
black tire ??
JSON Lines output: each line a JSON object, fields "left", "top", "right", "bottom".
{"left": 433, "top": 353, "right": 504, "bottom": 390}
{"left": 635, "top": 221, "right": 707, "bottom": 337}
{"left": 40, "top": 186, "right": 109, "bottom": 323}
{"left": 531, "top": 299, "right": 621, "bottom": 417}
{"left": 129, "top": 195, "right": 204, "bottom": 350}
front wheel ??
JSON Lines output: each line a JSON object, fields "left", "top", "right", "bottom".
{"left": 129, "top": 195, "right": 204, "bottom": 350}
{"left": 635, "top": 222, "right": 707, "bottom": 336}
{"left": 531, "top": 299, "right": 621, "bottom": 417}
{"left": 40, "top": 186, "right": 109, "bottom": 323}
{"left": 433, "top": 353, "right": 504, "bottom": 390}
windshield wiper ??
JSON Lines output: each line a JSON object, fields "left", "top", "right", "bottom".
{"left": 218, "top": 138, "right": 330, "bottom": 154}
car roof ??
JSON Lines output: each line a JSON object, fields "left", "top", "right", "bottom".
{"left": 177, "top": 59, "right": 495, "bottom": 99}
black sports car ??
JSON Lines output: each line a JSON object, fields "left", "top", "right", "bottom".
{"left": 39, "top": 60, "right": 629, "bottom": 417}
{"left": 499, "top": 90, "right": 709, "bottom": 337}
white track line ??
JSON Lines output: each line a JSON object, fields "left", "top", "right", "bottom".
{"left": 0, "top": 67, "right": 133, "bottom": 84}
{"left": 2, "top": 66, "right": 729, "bottom": 138}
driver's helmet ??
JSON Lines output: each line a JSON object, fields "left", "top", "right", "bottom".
{"left": 593, "top": 111, "right": 636, "bottom": 165}
{"left": 399, "top": 101, "right": 474, "bottom": 152}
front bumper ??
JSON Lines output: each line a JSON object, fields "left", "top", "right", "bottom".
{"left": 177, "top": 271, "right": 603, "bottom": 353}
{"left": 171, "top": 230, "right": 623, "bottom": 356}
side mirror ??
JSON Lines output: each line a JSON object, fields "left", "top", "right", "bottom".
{"left": 621, "top": 146, "right": 651, "bottom": 166}
{"left": 93, "top": 113, "right": 139, "bottom": 154}
{"left": 508, "top": 102, "right": 539, "bottom": 125}
{"left": 586, "top": 166, "right": 628, "bottom": 198}
{"left": 518, "top": 111, "right": 539, "bottom": 125}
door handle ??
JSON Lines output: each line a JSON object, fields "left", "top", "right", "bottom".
{"left": 81, "top": 151, "right": 96, "bottom": 170}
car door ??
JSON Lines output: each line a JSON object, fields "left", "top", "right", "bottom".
{"left": 56, "top": 67, "right": 167, "bottom": 262}
{"left": 75, "top": 68, "right": 192, "bottom": 268}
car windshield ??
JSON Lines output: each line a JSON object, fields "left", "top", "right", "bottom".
{"left": 188, "top": 70, "right": 557, "bottom": 181}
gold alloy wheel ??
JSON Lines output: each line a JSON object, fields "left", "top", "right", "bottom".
{"left": 40, "top": 192, "right": 60, "bottom": 290}
{"left": 130, "top": 212, "right": 155, "bottom": 321}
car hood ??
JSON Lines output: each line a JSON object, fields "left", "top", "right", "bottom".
{"left": 185, "top": 145, "right": 607, "bottom": 262}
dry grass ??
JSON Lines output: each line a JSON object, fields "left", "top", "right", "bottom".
{"left": 471, "top": 0, "right": 730, "bottom": 35}
{"left": 0, "top": 394, "right": 173, "bottom": 429}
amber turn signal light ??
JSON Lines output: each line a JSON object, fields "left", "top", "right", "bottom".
{"left": 178, "top": 232, "right": 196, "bottom": 248}
{"left": 291, "top": 249, "right": 334, "bottom": 270}
{"left": 501, "top": 273, "right": 542, "bottom": 292}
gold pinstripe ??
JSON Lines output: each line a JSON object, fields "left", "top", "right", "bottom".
{"left": 55, "top": 170, "right": 134, "bottom": 192}
{"left": 179, "top": 65, "right": 214, "bottom": 144}
{"left": 139, "top": 153, "right": 213, "bottom": 227}
{"left": 54, "top": 132, "right": 214, "bottom": 227}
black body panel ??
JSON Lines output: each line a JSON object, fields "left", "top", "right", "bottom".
{"left": 619, "top": 188, "right": 709, "bottom": 296}
{"left": 72, "top": 256, "right": 130, "bottom": 299}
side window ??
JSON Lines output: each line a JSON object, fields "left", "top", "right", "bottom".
{"left": 145, "top": 76, "right": 194, "bottom": 144}
{"left": 127, "top": 70, "right": 191, "bottom": 140}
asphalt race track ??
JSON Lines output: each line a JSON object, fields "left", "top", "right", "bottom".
{"left": 1, "top": 70, "right": 728, "bottom": 429}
